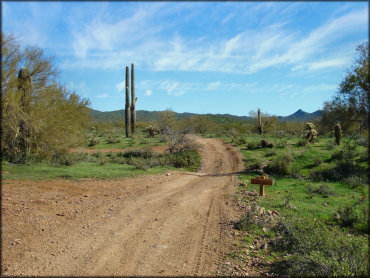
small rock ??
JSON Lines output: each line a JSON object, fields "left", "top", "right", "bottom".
{"left": 323, "top": 203, "right": 328, "bottom": 207}
{"left": 154, "top": 217, "right": 158, "bottom": 221}
{"left": 56, "top": 213, "right": 65, "bottom": 216}
{"left": 84, "top": 194, "right": 89, "bottom": 197}
{"left": 166, "top": 173, "right": 171, "bottom": 176}
{"left": 249, "top": 245, "right": 255, "bottom": 249}
{"left": 271, "top": 210, "right": 280, "bottom": 216}
{"left": 262, "top": 227, "right": 267, "bottom": 233}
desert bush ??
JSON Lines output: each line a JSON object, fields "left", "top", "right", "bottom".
{"left": 265, "top": 153, "right": 293, "bottom": 176}
{"left": 306, "top": 184, "right": 335, "bottom": 198}
{"left": 271, "top": 217, "right": 369, "bottom": 276}
{"left": 124, "top": 149, "right": 153, "bottom": 159}
{"left": 357, "top": 137, "right": 368, "bottom": 147}
{"left": 297, "top": 139, "right": 308, "bottom": 147}
{"left": 236, "top": 137, "right": 247, "bottom": 145}
{"left": 277, "top": 140, "right": 287, "bottom": 148}
{"left": 88, "top": 136, "right": 99, "bottom": 147}
{"left": 344, "top": 175, "right": 368, "bottom": 188}
{"left": 106, "top": 136, "right": 120, "bottom": 144}
{"left": 129, "top": 157, "right": 149, "bottom": 171}
{"left": 169, "top": 150, "right": 201, "bottom": 171}
{"left": 312, "top": 156, "right": 322, "bottom": 167}
{"left": 290, "top": 164, "right": 303, "bottom": 179}
{"left": 265, "top": 150, "right": 276, "bottom": 157}
{"left": 247, "top": 141, "right": 258, "bottom": 149}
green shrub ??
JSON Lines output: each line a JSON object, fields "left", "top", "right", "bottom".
{"left": 312, "top": 156, "right": 322, "bottom": 167}
{"left": 272, "top": 217, "right": 369, "bottom": 276}
{"left": 306, "top": 184, "right": 335, "bottom": 197}
{"left": 277, "top": 140, "right": 287, "bottom": 148}
{"left": 106, "top": 136, "right": 120, "bottom": 144}
{"left": 265, "top": 150, "right": 276, "bottom": 157}
{"left": 247, "top": 141, "right": 258, "bottom": 149}
{"left": 297, "top": 139, "right": 308, "bottom": 147}
{"left": 88, "top": 137, "right": 99, "bottom": 147}
{"left": 129, "top": 157, "right": 149, "bottom": 171}
{"left": 237, "top": 137, "right": 247, "bottom": 145}
{"left": 265, "top": 153, "right": 293, "bottom": 176}
{"left": 169, "top": 150, "right": 201, "bottom": 171}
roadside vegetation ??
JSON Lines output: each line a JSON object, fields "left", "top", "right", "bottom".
{"left": 1, "top": 33, "right": 368, "bottom": 276}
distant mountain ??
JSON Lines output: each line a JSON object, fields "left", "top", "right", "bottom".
{"left": 88, "top": 108, "right": 322, "bottom": 123}
{"left": 278, "top": 109, "right": 323, "bottom": 122}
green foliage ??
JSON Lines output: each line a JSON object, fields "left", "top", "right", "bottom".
{"left": 1, "top": 33, "right": 90, "bottom": 162}
{"left": 306, "top": 183, "right": 335, "bottom": 198}
{"left": 272, "top": 217, "right": 368, "bottom": 277}
{"left": 265, "top": 153, "right": 293, "bottom": 176}
{"left": 169, "top": 150, "right": 201, "bottom": 171}
{"left": 319, "top": 41, "right": 369, "bottom": 135}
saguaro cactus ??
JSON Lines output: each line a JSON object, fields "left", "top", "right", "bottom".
{"left": 130, "top": 63, "right": 137, "bottom": 134}
{"left": 257, "top": 108, "right": 263, "bottom": 135}
{"left": 125, "top": 66, "right": 130, "bottom": 138}
{"left": 334, "top": 123, "right": 342, "bottom": 145}
{"left": 18, "top": 67, "right": 32, "bottom": 159}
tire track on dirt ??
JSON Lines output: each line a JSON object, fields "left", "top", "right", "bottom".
{"left": 2, "top": 136, "right": 244, "bottom": 276}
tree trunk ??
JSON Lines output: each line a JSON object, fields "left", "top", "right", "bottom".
{"left": 125, "top": 66, "right": 130, "bottom": 138}
{"left": 130, "top": 63, "right": 136, "bottom": 134}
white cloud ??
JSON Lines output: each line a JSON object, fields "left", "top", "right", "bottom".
{"left": 116, "top": 81, "right": 125, "bottom": 92}
{"left": 97, "top": 93, "right": 109, "bottom": 98}
{"left": 205, "top": 81, "right": 221, "bottom": 91}
{"left": 57, "top": 4, "right": 368, "bottom": 76}
{"left": 137, "top": 80, "right": 257, "bottom": 96}
{"left": 145, "top": 89, "right": 152, "bottom": 96}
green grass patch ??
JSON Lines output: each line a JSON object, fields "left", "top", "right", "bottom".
{"left": 2, "top": 161, "right": 175, "bottom": 180}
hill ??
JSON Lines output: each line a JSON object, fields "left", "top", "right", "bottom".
{"left": 88, "top": 108, "right": 322, "bottom": 123}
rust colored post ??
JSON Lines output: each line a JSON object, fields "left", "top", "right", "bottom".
{"left": 259, "top": 183, "right": 265, "bottom": 196}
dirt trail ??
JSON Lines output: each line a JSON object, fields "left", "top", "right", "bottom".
{"left": 1, "top": 136, "right": 244, "bottom": 276}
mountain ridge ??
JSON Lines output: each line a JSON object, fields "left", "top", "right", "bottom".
{"left": 89, "top": 108, "right": 322, "bottom": 123}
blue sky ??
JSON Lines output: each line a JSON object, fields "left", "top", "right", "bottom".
{"left": 2, "top": 1, "right": 368, "bottom": 116}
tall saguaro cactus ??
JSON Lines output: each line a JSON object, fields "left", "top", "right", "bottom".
{"left": 18, "top": 67, "right": 32, "bottom": 159}
{"left": 125, "top": 66, "right": 130, "bottom": 138}
{"left": 334, "top": 123, "right": 342, "bottom": 145}
{"left": 257, "top": 108, "right": 263, "bottom": 135}
{"left": 130, "top": 63, "right": 137, "bottom": 134}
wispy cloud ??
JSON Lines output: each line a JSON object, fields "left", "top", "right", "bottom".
{"left": 145, "top": 89, "right": 152, "bottom": 96}
{"left": 116, "top": 81, "right": 125, "bottom": 92}
{"left": 97, "top": 93, "right": 109, "bottom": 98}
{"left": 137, "top": 80, "right": 257, "bottom": 96}
{"left": 62, "top": 5, "right": 367, "bottom": 75}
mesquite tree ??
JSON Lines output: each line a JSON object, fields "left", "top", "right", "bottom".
{"left": 130, "top": 63, "right": 137, "bottom": 134}
{"left": 257, "top": 108, "right": 263, "bottom": 135}
{"left": 334, "top": 123, "right": 342, "bottom": 145}
{"left": 125, "top": 66, "right": 130, "bottom": 137}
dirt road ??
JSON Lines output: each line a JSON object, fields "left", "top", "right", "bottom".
{"left": 1, "top": 136, "right": 244, "bottom": 276}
